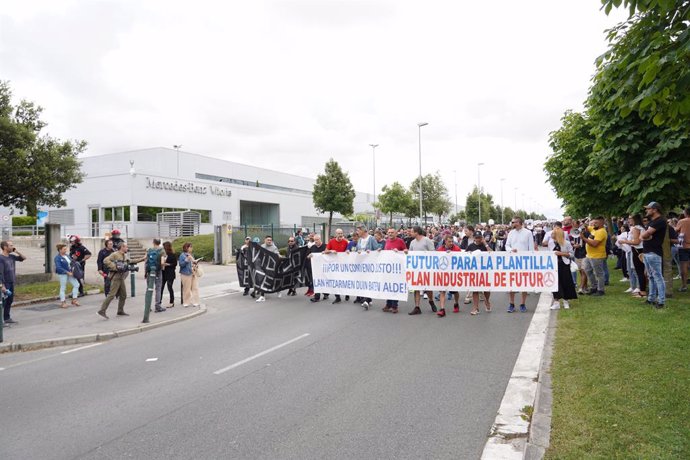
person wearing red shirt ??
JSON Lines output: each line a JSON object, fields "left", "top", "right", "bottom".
{"left": 382, "top": 228, "right": 407, "bottom": 313}
{"left": 324, "top": 228, "right": 349, "bottom": 304}
{"left": 436, "top": 234, "right": 461, "bottom": 317}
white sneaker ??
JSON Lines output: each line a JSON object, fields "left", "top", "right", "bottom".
{"left": 632, "top": 288, "right": 640, "bottom": 294}
{"left": 278, "top": 292, "right": 283, "bottom": 298}
{"left": 563, "top": 300, "right": 570, "bottom": 309}
{"left": 423, "top": 293, "right": 428, "bottom": 300}
{"left": 673, "top": 275, "right": 681, "bottom": 280}
{"left": 550, "top": 301, "right": 560, "bottom": 310}
{"left": 619, "top": 278, "right": 629, "bottom": 282}
{"left": 362, "top": 301, "right": 369, "bottom": 310}
{"left": 624, "top": 287, "right": 633, "bottom": 293}
{"left": 256, "top": 296, "right": 265, "bottom": 302}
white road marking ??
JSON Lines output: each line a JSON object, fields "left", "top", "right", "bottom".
{"left": 60, "top": 343, "right": 104, "bottom": 354}
{"left": 0, "top": 367, "right": 5, "bottom": 371}
{"left": 213, "top": 333, "right": 311, "bottom": 375}
{"left": 202, "top": 293, "right": 230, "bottom": 300}
{"left": 146, "top": 358, "right": 158, "bottom": 362}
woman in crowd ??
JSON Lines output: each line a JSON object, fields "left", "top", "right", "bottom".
{"left": 548, "top": 227, "right": 578, "bottom": 309}
{"left": 616, "top": 224, "right": 639, "bottom": 294}
{"left": 179, "top": 242, "right": 200, "bottom": 308}
{"left": 54, "top": 243, "right": 80, "bottom": 308}
{"left": 161, "top": 241, "right": 177, "bottom": 308}
{"left": 618, "top": 215, "right": 647, "bottom": 298}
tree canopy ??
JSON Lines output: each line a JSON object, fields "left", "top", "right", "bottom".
{"left": 410, "top": 172, "right": 451, "bottom": 221}
{"left": 0, "top": 81, "right": 86, "bottom": 216}
{"left": 312, "top": 159, "right": 356, "bottom": 235}
{"left": 376, "top": 182, "right": 414, "bottom": 226}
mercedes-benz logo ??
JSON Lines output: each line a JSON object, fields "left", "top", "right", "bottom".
{"left": 544, "top": 272, "right": 556, "bottom": 288}
{"left": 438, "top": 256, "right": 449, "bottom": 271}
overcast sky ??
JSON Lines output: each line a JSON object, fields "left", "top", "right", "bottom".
{"left": 1, "top": 0, "right": 627, "bottom": 219}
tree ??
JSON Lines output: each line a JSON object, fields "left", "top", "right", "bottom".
{"left": 312, "top": 159, "right": 356, "bottom": 236}
{"left": 0, "top": 81, "right": 86, "bottom": 216}
{"left": 376, "top": 182, "right": 414, "bottom": 226}
{"left": 409, "top": 172, "right": 451, "bottom": 221}
{"left": 464, "top": 186, "right": 497, "bottom": 224}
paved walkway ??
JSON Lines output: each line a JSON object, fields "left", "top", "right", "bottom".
{"left": 1, "top": 264, "right": 240, "bottom": 352}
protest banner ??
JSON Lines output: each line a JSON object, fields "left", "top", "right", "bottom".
{"left": 405, "top": 251, "right": 558, "bottom": 292}
{"left": 310, "top": 251, "right": 408, "bottom": 301}
{"left": 237, "top": 243, "right": 310, "bottom": 294}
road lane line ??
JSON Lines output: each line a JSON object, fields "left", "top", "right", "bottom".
{"left": 60, "top": 343, "right": 104, "bottom": 354}
{"left": 213, "top": 333, "right": 310, "bottom": 375}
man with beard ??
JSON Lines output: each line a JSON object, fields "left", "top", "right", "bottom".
{"left": 406, "top": 226, "right": 438, "bottom": 315}
{"left": 307, "top": 234, "right": 327, "bottom": 302}
{"left": 323, "top": 229, "right": 348, "bottom": 304}
{"left": 641, "top": 202, "right": 668, "bottom": 308}
{"left": 382, "top": 228, "right": 407, "bottom": 314}
{"left": 582, "top": 216, "right": 608, "bottom": 296}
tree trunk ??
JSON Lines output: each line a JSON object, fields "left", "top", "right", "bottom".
{"left": 328, "top": 211, "right": 333, "bottom": 240}
{"left": 389, "top": 212, "right": 393, "bottom": 227}
{"left": 663, "top": 225, "right": 673, "bottom": 298}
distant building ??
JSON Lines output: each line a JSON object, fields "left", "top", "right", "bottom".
{"left": 30, "top": 147, "right": 374, "bottom": 238}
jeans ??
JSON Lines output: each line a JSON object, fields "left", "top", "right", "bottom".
{"left": 603, "top": 259, "right": 610, "bottom": 285}
{"left": 2, "top": 282, "right": 14, "bottom": 320}
{"left": 625, "top": 251, "right": 639, "bottom": 290}
{"left": 584, "top": 258, "right": 606, "bottom": 292}
{"left": 58, "top": 274, "right": 80, "bottom": 301}
{"left": 671, "top": 246, "right": 680, "bottom": 274}
{"left": 643, "top": 252, "right": 665, "bottom": 304}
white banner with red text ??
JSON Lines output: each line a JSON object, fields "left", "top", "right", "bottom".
{"left": 405, "top": 251, "right": 558, "bottom": 292}
{"left": 310, "top": 251, "right": 408, "bottom": 301}
{"left": 310, "top": 250, "right": 559, "bottom": 299}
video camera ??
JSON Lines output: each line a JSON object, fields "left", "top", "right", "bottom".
{"left": 115, "top": 261, "right": 140, "bottom": 273}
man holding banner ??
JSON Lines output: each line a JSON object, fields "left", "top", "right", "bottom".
{"left": 505, "top": 216, "right": 538, "bottom": 313}
{"left": 406, "top": 226, "right": 438, "bottom": 315}
{"left": 324, "top": 229, "right": 349, "bottom": 304}
{"left": 466, "top": 231, "right": 493, "bottom": 315}
{"left": 382, "top": 228, "right": 407, "bottom": 313}
{"left": 436, "top": 234, "right": 461, "bottom": 317}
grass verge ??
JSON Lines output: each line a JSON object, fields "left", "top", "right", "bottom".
{"left": 14, "top": 281, "right": 102, "bottom": 302}
{"left": 546, "top": 260, "right": 690, "bottom": 459}
{"left": 172, "top": 234, "right": 214, "bottom": 262}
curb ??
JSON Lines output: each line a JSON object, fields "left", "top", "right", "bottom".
{"left": 481, "top": 291, "right": 553, "bottom": 459}
{"left": 13, "top": 289, "right": 102, "bottom": 308}
{"left": 0, "top": 306, "right": 207, "bottom": 353}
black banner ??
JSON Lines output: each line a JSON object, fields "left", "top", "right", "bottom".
{"left": 236, "top": 243, "right": 310, "bottom": 294}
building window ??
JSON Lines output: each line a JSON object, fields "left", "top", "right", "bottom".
{"left": 137, "top": 206, "right": 211, "bottom": 224}
{"left": 103, "top": 206, "right": 130, "bottom": 222}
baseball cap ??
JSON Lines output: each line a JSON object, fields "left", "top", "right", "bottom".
{"left": 473, "top": 231, "right": 483, "bottom": 238}
{"left": 244, "top": 236, "right": 251, "bottom": 241}
{"left": 644, "top": 201, "right": 662, "bottom": 210}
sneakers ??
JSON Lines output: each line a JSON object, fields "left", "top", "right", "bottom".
{"left": 361, "top": 301, "right": 369, "bottom": 310}
{"left": 97, "top": 310, "right": 108, "bottom": 319}
{"left": 4, "top": 318, "right": 18, "bottom": 324}
{"left": 619, "top": 278, "right": 629, "bottom": 282}
{"left": 437, "top": 308, "right": 446, "bottom": 317}
{"left": 332, "top": 298, "right": 341, "bottom": 304}
{"left": 550, "top": 301, "right": 560, "bottom": 310}
{"left": 453, "top": 304, "right": 460, "bottom": 313}
{"left": 423, "top": 293, "right": 428, "bottom": 300}
{"left": 464, "top": 294, "right": 472, "bottom": 304}
{"left": 507, "top": 304, "right": 516, "bottom": 313}
{"left": 673, "top": 274, "right": 681, "bottom": 280}
{"left": 256, "top": 296, "right": 266, "bottom": 302}
{"left": 678, "top": 287, "right": 688, "bottom": 292}
{"left": 577, "top": 289, "right": 586, "bottom": 295}
{"left": 592, "top": 291, "right": 605, "bottom": 296}
{"left": 519, "top": 304, "right": 527, "bottom": 313}
{"left": 408, "top": 306, "right": 422, "bottom": 315}
{"left": 632, "top": 288, "right": 640, "bottom": 294}
{"left": 624, "top": 287, "right": 633, "bottom": 293}
{"left": 310, "top": 297, "right": 319, "bottom": 303}
{"left": 155, "top": 308, "right": 166, "bottom": 312}
{"left": 563, "top": 300, "right": 570, "bottom": 309}
{"left": 429, "top": 301, "right": 437, "bottom": 313}
{"left": 305, "top": 290, "right": 314, "bottom": 297}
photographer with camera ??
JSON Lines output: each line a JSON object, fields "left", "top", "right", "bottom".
{"left": 98, "top": 242, "right": 144, "bottom": 319}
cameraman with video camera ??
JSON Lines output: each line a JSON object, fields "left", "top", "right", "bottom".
{"left": 98, "top": 242, "right": 145, "bottom": 319}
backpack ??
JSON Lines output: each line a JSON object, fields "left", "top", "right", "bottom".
{"left": 146, "top": 248, "right": 163, "bottom": 272}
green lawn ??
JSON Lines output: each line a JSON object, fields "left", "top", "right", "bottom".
{"left": 546, "top": 260, "right": 690, "bottom": 459}
{"left": 14, "top": 281, "right": 102, "bottom": 301}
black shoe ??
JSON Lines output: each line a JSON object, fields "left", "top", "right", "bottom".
{"left": 4, "top": 318, "right": 17, "bottom": 324}
{"left": 354, "top": 297, "right": 362, "bottom": 304}
{"left": 98, "top": 311, "right": 109, "bottom": 319}
{"left": 243, "top": 291, "right": 249, "bottom": 296}
{"left": 408, "top": 306, "right": 422, "bottom": 315}
{"left": 117, "top": 312, "right": 130, "bottom": 316}
{"left": 323, "top": 294, "right": 330, "bottom": 300}
{"left": 155, "top": 308, "right": 166, "bottom": 312}
{"left": 345, "top": 295, "right": 350, "bottom": 301}
{"left": 654, "top": 303, "right": 665, "bottom": 309}
{"left": 429, "top": 301, "right": 437, "bottom": 313}
{"left": 593, "top": 291, "right": 605, "bottom": 296}
{"left": 310, "top": 297, "right": 320, "bottom": 303}
{"left": 332, "top": 298, "right": 341, "bottom": 304}
{"left": 585, "top": 289, "right": 597, "bottom": 295}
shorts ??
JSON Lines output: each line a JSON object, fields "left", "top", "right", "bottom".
{"left": 680, "top": 248, "right": 690, "bottom": 262}
{"left": 574, "top": 258, "right": 585, "bottom": 270}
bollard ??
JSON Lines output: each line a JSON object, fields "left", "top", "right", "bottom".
{"left": 130, "top": 271, "right": 136, "bottom": 297}
{"left": 142, "top": 269, "right": 155, "bottom": 323}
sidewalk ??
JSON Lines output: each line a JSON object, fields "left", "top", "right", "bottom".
{"left": 1, "top": 263, "right": 241, "bottom": 353}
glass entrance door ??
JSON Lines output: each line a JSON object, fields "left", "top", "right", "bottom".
{"left": 90, "top": 208, "right": 100, "bottom": 237}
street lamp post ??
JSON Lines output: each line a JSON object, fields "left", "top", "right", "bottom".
{"left": 453, "top": 169, "right": 458, "bottom": 216}
{"left": 369, "top": 144, "right": 379, "bottom": 220}
{"left": 500, "top": 178, "right": 506, "bottom": 225}
{"left": 173, "top": 144, "right": 182, "bottom": 176}
{"left": 417, "top": 122, "right": 428, "bottom": 224}
{"left": 514, "top": 187, "right": 518, "bottom": 213}
{"left": 477, "top": 162, "right": 484, "bottom": 224}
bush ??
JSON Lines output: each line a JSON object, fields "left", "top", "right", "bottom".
{"left": 172, "top": 234, "right": 214, "bottom": 262}
{"left": 12, "top": 216, "right": 36, "bottom": 226}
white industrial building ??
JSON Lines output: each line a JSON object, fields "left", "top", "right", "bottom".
{"left": 38, "top": 147, "right": 375, "bottom": 238}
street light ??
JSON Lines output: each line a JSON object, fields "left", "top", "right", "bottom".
{"left": 514, "top": 187, "right": 518, "bottom": 212}
{"left": 500, "top": 178, "right": 506, "bottom": 225}
{"left": 417, "top": 122, "right": 428, "bottom": 223}
{"left": 477, "top": 162, "right": 484, "bottom": 224}
{"left": 173, "top": 144, "right": 182, "bottom": 176}
{"left": 369, "top": 144, "right": 379, "bottom": 213}
{"left": 453, "top": 169, "right": 458, "bottom": 216}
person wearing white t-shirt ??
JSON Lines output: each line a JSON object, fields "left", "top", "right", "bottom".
{"left": 505, "top": 216, "right": 537, "bottom": 313}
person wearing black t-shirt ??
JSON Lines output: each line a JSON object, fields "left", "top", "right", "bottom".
{"left": 466, "top": 231, "right": 492, "bottom": 315}
{"left": 641, "top": 202, "right": 668, "bottom": 308}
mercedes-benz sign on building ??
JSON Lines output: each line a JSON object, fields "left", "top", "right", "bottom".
{"left": 41, "top": 147, "right": 374, "bottom": 238}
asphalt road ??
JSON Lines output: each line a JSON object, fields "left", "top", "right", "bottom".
{"left": 0, "top": 288, "right": 537, "bottom": 460}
